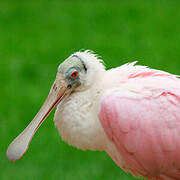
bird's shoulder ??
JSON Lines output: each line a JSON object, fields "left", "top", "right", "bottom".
{"left": 98, "top": 76, "right": 180, "bottom": 178}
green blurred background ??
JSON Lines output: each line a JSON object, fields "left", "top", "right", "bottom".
{"left": 1, "top": 1, "right": 180, "bottom": 180}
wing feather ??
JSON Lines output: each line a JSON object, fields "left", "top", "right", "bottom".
{"left": 99, "top": 88, "right": 180, "bottom": 179}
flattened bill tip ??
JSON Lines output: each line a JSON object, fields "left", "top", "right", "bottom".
{"left": 6, "top": 135, "right": 30, "bottom": 161}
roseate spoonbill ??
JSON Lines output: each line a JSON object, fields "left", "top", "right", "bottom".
{"left": 7, "top": 50, "right": 180, "bottom": 180}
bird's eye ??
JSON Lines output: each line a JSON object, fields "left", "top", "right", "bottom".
{"left": 71, "top": 71, "right": 78, "bottom": 78}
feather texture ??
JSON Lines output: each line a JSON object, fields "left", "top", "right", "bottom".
{"left": 99, "top": 63, "right": 180, "bottom": 179}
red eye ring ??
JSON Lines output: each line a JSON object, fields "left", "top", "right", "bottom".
{"left": 71, "top": 71, "right": 78, "bottom": 78}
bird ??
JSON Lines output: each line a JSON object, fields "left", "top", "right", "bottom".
{"left": 6, "top": 50, "right": 180, "bottom": 180}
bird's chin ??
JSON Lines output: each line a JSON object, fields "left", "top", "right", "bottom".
{"left": 6, "top": 76, "right": 72, "bottom": 162}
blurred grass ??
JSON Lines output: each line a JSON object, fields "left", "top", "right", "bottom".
{"left": 0, "top": 0, "right": 180, "bottom": 180}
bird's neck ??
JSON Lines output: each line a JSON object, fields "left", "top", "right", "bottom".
{"left": 54, "top": 84, "right": 108, "bottom": 151}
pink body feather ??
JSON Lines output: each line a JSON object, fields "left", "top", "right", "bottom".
{"left": 99, "top": 63, "right": 180, "bottom": 180}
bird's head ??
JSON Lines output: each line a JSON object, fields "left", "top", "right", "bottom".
{"left": 6, "top": 50, "right": 105, "bottom": 161}
{"left": 57, "top": 51, "right": 105, "bottom": 91}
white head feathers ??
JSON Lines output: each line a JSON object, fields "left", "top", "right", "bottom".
{"left": 71, "top": 50, "right": 105, "bottom": 90}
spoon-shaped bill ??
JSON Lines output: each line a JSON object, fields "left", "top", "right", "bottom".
{"left": 6, "top": 77, "right": 71, "bottom": 161}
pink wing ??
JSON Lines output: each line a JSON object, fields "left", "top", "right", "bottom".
{"left": 99, "top": 71, "right": 180, "bottom": 179}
